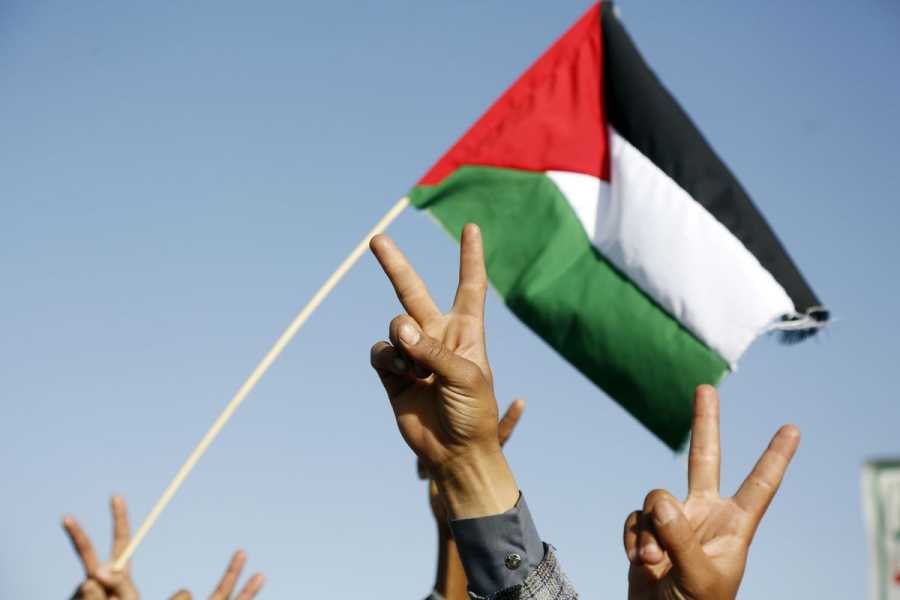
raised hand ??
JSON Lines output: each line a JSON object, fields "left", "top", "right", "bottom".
{"left": 64, "top": 496, "right": 263, "bottom": 600}
{"left": 623, "top": 385, "right": 801, "bottom": 600}
{"left": 369, "top": 224, "right": 518, "bottom": 519}
{"left": 64, "top": 496, "right": 139, "bottom": 600}
{"left": 167, "top": 550, "right": 264, "bottom": 600}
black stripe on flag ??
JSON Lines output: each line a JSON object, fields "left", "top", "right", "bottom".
{"left": 599, "top": 3, "right": 827, "bottom": 335}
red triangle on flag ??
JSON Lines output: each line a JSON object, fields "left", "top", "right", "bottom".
{"left": 418, "top": 3, "right": 609, "bottom": 186}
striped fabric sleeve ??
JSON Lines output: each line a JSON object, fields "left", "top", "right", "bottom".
{"left": 468, "top": 546, "right": 578, "bottom": 600}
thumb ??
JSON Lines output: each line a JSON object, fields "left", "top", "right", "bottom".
{"left": 390, "top": 316, "right": 477, "bottom": 385}
{"left": 168, "top": 590, "right": 192, "bottom": 600}
{"left": 647, "top": 494, "right": 710, "bottom": 580}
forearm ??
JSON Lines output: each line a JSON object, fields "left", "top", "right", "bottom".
{"left": 433, "top": 531, "right": 468, "bottom": 600}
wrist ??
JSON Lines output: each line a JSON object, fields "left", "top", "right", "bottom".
{"left": 433, "top": 445, "right": 518, "bottom": 519}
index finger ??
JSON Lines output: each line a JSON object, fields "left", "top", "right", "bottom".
{"left": 497, "top": 399, "right": 525, "bottom": 446}
{"left": 369, "top": 234, "right": 442, "bottom": 324}
{"left": 733, "top": 424, "right": 801, "bottom": 528}
{"left": 687, "top": 385, "right": 721, "bottom": 497}
{"left": 63, "top": 516, "right": 101, "bottom": 575}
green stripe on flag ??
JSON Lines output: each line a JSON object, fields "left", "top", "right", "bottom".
{"left": 411, "top": 165, "right": 728, "bottom": 449}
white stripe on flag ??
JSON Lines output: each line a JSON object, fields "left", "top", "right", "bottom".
{"left": 547, "top": 127, "right": 796, "bottom": 366}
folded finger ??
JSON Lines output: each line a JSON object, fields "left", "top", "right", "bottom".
{"left": 387, "top": 316, "right": 434, "bottom": 380}
{"left": 371, "top": 340, "right": 410, "bottom": 376}
{"left": 370, "top": 341, "right": 412, "bottom": 397}
{"left": 389, "top": 316, "right": 478, "bottom": 387}
{"left": 646, "top": 492, "right": 710, "bottom": 577}
{"left": 623, "top": 510, "right": 641, "bottom": 563}
{"left": 636, "top": 511, "right": 664, "bottom": 564}
{"left": 417, "top": 457, "right": 429, "bottom": 480}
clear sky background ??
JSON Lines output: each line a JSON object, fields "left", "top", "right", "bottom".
{"left": 2, "top": 1, "right": 898, "bottom": 598}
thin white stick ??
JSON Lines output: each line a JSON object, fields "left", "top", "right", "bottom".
{"left": 114, "top": 196, "right": 410, "bottom": 569}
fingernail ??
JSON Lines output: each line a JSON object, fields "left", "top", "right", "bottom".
{"left": 627, "top": 547, "right": 637, "bottom": 562}
{"left": 393, "top": 356, "right": 408, "bottom": 373}
{"left": 655, "top": 500, "right": 678, "bottom": 525}
{"left": 399, "top": 323, "right": 420, "bottom": 345}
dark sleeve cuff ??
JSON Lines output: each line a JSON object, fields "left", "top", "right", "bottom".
{"left": 449, "top": 493, "right": 544, "bottom": 597}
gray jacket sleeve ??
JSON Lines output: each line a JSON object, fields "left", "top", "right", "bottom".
{"left": 450, "top": 494, "right": 543, "bottom": 595}
{"left": 449, "top": 494, "right": 578, "bottom": 599}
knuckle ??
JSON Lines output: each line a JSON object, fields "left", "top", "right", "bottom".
{"left": 643, "top": 489, "right": 672, "bottom": 509}
{"left": 389, "top": 314, "right": 408, "bottom": 332}
{"left": 424, "top": 340, "right": 446, "bottom": 362}
{"left": 747, "top": 475, "right": 776, "bottom": 494}
{"left": 457, "top": 361, "right": 482, "bottom": 384}
{"left": 689, "top": 455, "right": 718, "bottom": 473}
{"left": 397, "top": 280, "right": 429, "bottom": 301}
{"left": 460, "top": 280, "right": 487, "bottom": 295}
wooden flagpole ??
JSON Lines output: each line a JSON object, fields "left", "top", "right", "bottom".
{"left": 113, "top": 196, "right": 410, "bottom": 570}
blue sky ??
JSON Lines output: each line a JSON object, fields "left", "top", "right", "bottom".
{"left": 2, "top": 1, "right": 898, "bottom": 598}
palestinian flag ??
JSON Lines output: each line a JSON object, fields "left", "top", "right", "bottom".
{"left": 409, "top": 2, "right": 827, "bottom": 449}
